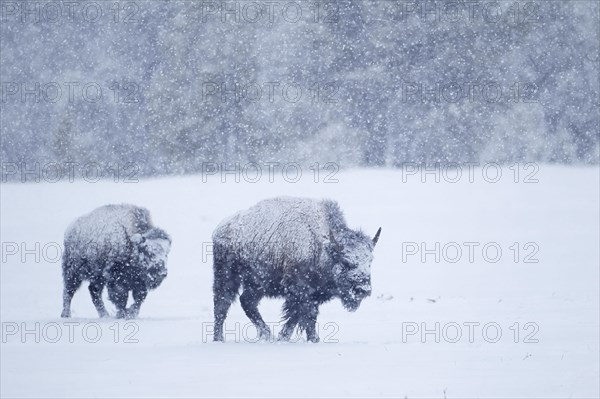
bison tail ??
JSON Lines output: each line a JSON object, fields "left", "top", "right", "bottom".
{"left": 61, "top": 245, "right": 70, "bottom": 273}
{"left": 60, "top": 244, "right": 79, "bottom": 282}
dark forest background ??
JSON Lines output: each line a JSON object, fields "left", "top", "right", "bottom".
{"left": 1, "top": 0, "right": 598, "bottom": 178}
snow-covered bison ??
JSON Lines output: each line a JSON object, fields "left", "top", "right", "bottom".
{"left": 212, "top": 197, "right": 381, "bottom": 342}
{"left": 61, "top": 204, "right": 171, "bottom": 319}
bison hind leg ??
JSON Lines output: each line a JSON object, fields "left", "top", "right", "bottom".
{"left": 61, "top": 269, "right": 83, "bottom": 318}
{"left": 212, "top": 253, "right": 242, "bottom": 342}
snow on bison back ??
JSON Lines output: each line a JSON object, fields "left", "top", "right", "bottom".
{"left": 212, "top": 196, "right": 381, "bottom": 342}
{"left": 61, "top": 204, "right": 171, "bottom": 319}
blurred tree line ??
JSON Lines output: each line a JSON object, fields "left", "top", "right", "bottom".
{"left": 1, "top": 0, "right": 598, "bottom": 177}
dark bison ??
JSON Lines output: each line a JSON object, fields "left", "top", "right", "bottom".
{"left": 212, "top": 197, "right": 381, "bottom": 342}
{"left": 61, "top": 204, "right": 171, "bottom": 319}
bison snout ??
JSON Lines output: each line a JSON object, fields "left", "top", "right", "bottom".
{"left": 146, "top": 266, "right": 168, "bottom": 289}
{"left": 354, "top": 286, "right": 371, "bottom": 297}
{"left": 343, "top": 298, "right": 362, "bottom": 312}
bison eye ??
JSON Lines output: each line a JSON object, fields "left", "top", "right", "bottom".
{"left": 341, "top": 260, "right": 356, "bottom": 269}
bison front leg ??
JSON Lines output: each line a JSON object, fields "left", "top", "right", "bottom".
{"left": 88, "top": 279, "right": 109, "bottom": 318}
{"left": 278, "top": 315, "right": 299, "bottom": 341}
{"left": 126, "top": 285, "right": 147, "bottom": 319}
{"left": 278, "top": 299, "right": 299, "bottom": 341}
{"left": 240, "top": 290, "right": 271, "bottom": 341}
{"left": 107, "top": 282, "right": 129, "bottom": 319}
{"left": 279, "top": 298, "right": 319, "bottom": 343}
{"left": 299, "top": 301, "right": 320, "bottom": 343}
{"left": 304, "top": 319, "right": 320, "bottom": 343}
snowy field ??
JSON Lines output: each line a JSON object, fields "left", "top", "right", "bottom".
{"left": 1, "top": 166, "right": 599, "bottom": 398}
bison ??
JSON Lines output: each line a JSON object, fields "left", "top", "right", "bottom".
{"left": 61, "top": 204, "right": 171, "bottom": 319}
{"left": 212, "top": 197, "right": 381, "bottom": 342}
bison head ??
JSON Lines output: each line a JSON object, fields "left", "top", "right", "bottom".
{"left": 132, "top": 228, "right": 171, "bottom": 289}
{"left": 329, "top": 227, "right": 381, "bottom": 312}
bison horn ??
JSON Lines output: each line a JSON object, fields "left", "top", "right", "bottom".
{"left": 372, "top": 227, "right": 382, "bottom": 246}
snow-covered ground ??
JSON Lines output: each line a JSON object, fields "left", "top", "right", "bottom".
{"left": 1, "top": 166, "right": 598, "bottom": 398}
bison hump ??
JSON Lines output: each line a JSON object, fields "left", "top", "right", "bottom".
{"left": 213, "top": 197, "right": 342, "bottom": 265}
{"left": 64, "top": 204, "right": 153, "bottom": 258}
